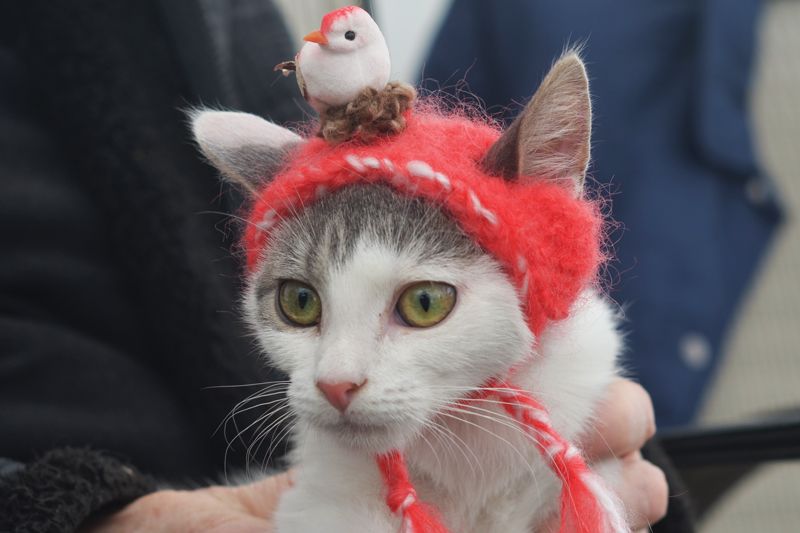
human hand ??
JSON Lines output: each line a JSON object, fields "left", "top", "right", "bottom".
{"left": 541, "top": 378, "right": 668, "bottom": 532}
{"left": 80, "top": 471, "right": 293, "bottom": 533}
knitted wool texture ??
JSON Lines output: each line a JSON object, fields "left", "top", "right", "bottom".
{"left": 244, "top": 112, "right": 625, "bottom": 533}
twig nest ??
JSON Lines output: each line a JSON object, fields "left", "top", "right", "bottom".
{"left": 319, "top": 81, "right": 417, "bottom": 145}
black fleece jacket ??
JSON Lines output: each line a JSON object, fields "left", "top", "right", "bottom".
{"left": 0, "top": 1, "right": 694, "bottom": 531}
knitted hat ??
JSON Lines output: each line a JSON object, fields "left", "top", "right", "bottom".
{"left": 244, "top": 112, "right": 601, "bottom": 337}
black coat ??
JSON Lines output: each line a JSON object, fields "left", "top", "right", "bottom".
{"left": 0, "top": 2, "right": 693, "bottom": 531}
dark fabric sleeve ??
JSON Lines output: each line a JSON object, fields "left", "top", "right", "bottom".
{"left": 0, "top": 38, "right": 214, "bottom": 479}
{"left": 0, "top": 448, "right": 157, "bottom": 533}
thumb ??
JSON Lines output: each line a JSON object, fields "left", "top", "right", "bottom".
{"left": 231, "top": 470, "right": 295, "bottom": 519}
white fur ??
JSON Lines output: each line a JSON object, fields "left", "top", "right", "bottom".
{"left": 244, "top": 237, "right": 622, "bottom": 533}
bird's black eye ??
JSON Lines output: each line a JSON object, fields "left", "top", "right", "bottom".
{"left": 345, "top": 30, "right": 356, "bottom": 41}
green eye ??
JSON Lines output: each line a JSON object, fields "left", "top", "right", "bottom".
{"left": 397, "top": 282, "right": 456, "bottom": 328}
{"left": 278, "top": 280, "right": 321, "bottom": 327}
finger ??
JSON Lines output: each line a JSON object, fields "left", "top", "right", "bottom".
{"left": 616, "top": 458, "right": 669, "bottom": 530}
{"left": 232, "top": 470, "right": 295, "bottom": 519}
{"left": 582, "top": 379, "right": 656, "bottom": 460}
{"left": 205, "top": 516, "right": 274, "bottom": 533}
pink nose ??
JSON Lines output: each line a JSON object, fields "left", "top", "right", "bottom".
{"left": 316, "top": 380, "right": 365, "bottom": 413}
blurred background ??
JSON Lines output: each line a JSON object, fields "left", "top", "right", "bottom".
{"left": 273, "top": 0, "right": 800, "bottom": 531}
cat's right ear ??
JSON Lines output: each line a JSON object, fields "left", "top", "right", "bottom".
{"left": 480, "top": 52, "right": 591, "bottom": 198}
{"left": 190, "top": 110, "right": 302, "bottom": 195}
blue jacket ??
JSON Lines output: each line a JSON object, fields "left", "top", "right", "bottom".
{"left": 423, "top": 0, "right": 781, "bottom": 427}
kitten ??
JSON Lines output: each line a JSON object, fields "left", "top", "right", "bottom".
{"left": 193, "top": 53, "right": 624, "bottom": 532}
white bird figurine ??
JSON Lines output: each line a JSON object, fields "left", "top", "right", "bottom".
{"left": 275, "top": 6, "right": 391, "bottom": 114}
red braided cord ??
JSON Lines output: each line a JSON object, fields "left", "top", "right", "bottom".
{"left": 375, "top": 381, "right": 627, "bottom": 533}
{"left": 376, "top": 451, "right": 450, "bottom": 533}
{"left": 473, "top": 380, "right": 628, "bottom": 533}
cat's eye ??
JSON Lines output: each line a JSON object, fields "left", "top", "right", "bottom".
{"left": 396, "top": 282, "right": 456, "bottom": 328}
{"left": 345, "top": 30, "right": 356, "bottom": 40}
{"left": 278, "top": 280, "right": 321, "bottom": 327}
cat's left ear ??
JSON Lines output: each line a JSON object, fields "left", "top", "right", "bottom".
{"left": 481, "top": 52, "right": 591, "bottom": 197}
{"left": 190, "top": 110, "right": 302, "bottom": 195}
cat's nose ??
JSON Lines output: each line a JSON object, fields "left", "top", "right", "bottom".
{"left": 316, "top": 380, "right": 365, "bottom": 413}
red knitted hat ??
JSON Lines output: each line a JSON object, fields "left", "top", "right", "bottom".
{"left": 243, "top": 110, "right": 624, "bottom": 533}
{"left": 244, "top": 112, "right": 601, "bottom": 336}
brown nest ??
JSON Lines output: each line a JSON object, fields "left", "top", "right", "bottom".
{"left": 319, "top": 81, "right": 417, "bottom": 145}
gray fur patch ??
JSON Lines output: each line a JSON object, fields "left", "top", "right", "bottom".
{"left": 253, "top": 184, "right": 482, "bottom": 301}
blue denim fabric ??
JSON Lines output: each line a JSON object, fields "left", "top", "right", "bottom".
{"left": 423, "top": 0, "right": 781, "bottom": 427}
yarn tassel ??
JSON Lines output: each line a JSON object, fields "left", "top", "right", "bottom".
{"left": 376, "top": 451, "right": 450, "bottom": 533}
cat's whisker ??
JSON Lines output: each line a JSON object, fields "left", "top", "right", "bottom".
{"left": 431, "top": 401, "right": 549, "bottom": 452}
{"left": 227, "top": 402, "right": 290, "bottom": 457}
{"left": 217, "top": 393, "right": 289, "bottom": 439}
{"left": 222, "top": 382, "right": 290, "bottom": 415}
{"left": 431, "top": 401, "right": 554, "bottom": 496}
{"left": 439, "top": 402, "right": 575, "bottom": 488}
{"left": 409, "top": 415, "right": 444, "bottom": 473}
{"left": 245, "top": 408, "right": 295, "bottom": 474}
{"left": 223, "top": 409, "right": 273, "bottom": 481}
{"left": 434, "top": 410, "right": 543, "bottom": 491}
{"left": 255, "top": 413, "right": 297, "bottom": 472}
{"left": 244, "top": 417, "right": 280, "bottom": 475}
{"left": 261, "top": 412, "right": 298, "bottom": 469}
{"left": 410, "top": 408, "right": 482, "bottom": 480}
{"left": 204, "top": 379, "right": 290, "bottom": 390}
{"left": 427, "top": 384, "right": 557, "bottom": 400}
{"left": 221, "top": 397, "right": 290, "bottom": 437}
{"left": 425, "top": 416, "right": 485, "bottom": 481}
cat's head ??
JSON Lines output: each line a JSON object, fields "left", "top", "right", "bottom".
{"left": 192, "top": 53, "right": 593, "bottom": 453}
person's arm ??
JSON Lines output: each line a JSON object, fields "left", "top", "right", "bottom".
{"left": 0, "top": 39, "right": 211, "bottom": 531}
{"left": 0, "top": 449, "right": 156, "bottom": 532}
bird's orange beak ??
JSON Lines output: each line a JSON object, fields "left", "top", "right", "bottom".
{"left": 303, "top": 30, "right": 328, "bottom": 45}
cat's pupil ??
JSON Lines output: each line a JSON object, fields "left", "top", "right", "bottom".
{"left": 418, "top": 292, "right": 431, "bottom": 312}
{"left": 297, "top": 290, "right": 309, "bottom": 309}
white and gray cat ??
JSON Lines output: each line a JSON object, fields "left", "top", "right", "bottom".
{"left": 192, "top": 53, "right": 623, "bottom": 533}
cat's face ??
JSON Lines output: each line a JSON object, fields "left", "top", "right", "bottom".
{"left": 244, "top": 186, "right": 532, "bottom": 452}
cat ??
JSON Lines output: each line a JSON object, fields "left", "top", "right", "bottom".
{"left": 192, "top": 52, "right": 624, "bottom": 532}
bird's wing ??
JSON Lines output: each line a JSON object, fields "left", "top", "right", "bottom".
{"left": 296, "top": 65, "right": 309, "bottom": 102}
{"left": 273, "top": 60, "right": 296, "bottom": 76}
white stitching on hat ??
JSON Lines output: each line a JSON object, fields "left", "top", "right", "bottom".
{"left": 433, "top": 172, "right": 452, "bottom": 191}
{"left": 257, "top": 209, "right": 278, "bottom": 231}
{"left": 468, "top": 190, "right": 498, "bottom": 226}
{"left": 362, "top": 156, "right": 381, "bottom": 169}
{"left": 406, "top": 160, "right": 435, "bottom": 179}
{"left": 345, "top": 154, "right": 365, "bottom": 172}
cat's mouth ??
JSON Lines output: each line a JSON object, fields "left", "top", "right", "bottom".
{"left": 316, "top": 416, "right": 413, "bottom": 451}
{"left": 321, "top": 418, "right": 390, "bottom": 435}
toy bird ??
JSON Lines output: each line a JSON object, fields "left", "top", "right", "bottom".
{"left": 274, "top": 6, "right": 391, "bottom": 113}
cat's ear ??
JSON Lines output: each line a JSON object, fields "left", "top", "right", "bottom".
{"left": 190, "top": 110, "right": 302, "bottom": 195}
{"left": 481, "top": 52, "right": 591, "bottom": 197}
